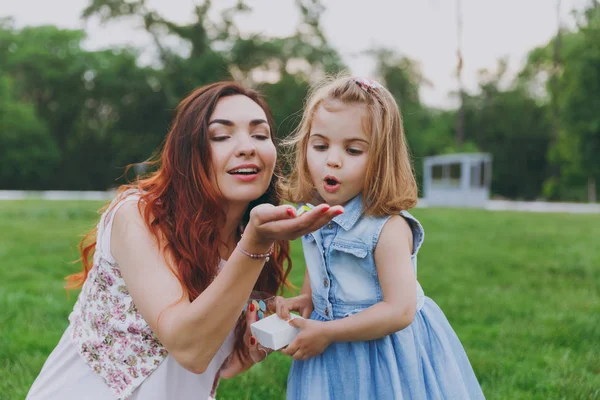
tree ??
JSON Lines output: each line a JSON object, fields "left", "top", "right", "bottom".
{"left": 0, "top": 75, "right": 60, "bottom": 189}
{"left": 80, "top": 0, "right": 345, "bottom": 151}
{"left": 561, "top": 3, "right": 600, "bottom": 201}
{"left": 369, "top": 48, "right": 445, "bottom": 192}
{"left": 1, "top": 1, "right": 347, "bottom": 190}
{"left": 461, "top": 61, "right": 553, "bottom": 200}
{"left": 519, "top": 2, "right": 600, "bottom": 202}
{"left": 0, "top": 19, "right": 169, "bottom": 189}
{"left": 81, "top": 0, "right": 343, "bottom": 98}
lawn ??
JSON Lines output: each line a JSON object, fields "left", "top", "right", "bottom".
{"left": 1, "top": 200, "right": 599, "bottom": 399}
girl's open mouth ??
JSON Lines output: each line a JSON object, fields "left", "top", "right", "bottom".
{"left": 323, "top": 176, "right": 341, "bottom": 193}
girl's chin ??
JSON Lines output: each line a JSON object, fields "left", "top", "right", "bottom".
{"left": 317, "top": 193, "right": 347, "bottom": 207}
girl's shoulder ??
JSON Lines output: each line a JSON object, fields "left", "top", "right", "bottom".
{"left": 357, "top": 211, "right": 424, "bottom": 256}
{"left": 399, "top": 210, "right": 425, "bottom": 256}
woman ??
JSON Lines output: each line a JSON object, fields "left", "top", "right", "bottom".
{"left": 27, "top": 82, "right": 343, "bottom": 400}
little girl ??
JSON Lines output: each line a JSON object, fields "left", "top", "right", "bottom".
{"left": 276, "top": 75, "right": 485, "bottom": 399}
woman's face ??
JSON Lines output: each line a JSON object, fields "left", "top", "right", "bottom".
{"left": 207, "top": 95, "right": 277, "bottom": 207}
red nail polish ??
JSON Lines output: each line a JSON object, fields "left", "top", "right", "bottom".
{"left": 321, "top": 206, "right": 330, "bottom": 214}
{"left": 249, "top": 303, "right": 255, "bottom": 312}
{"left": 250, "top": 337, "right": 256, "bottom": 345}
{"left": 286, "top": 208, "right": 296, "bottom": 217}
{"left": 335, "top": 210, "right": 344, "bottom": 215}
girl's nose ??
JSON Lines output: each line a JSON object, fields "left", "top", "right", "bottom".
{"left": 326, "top": 151, "right": 342, "bottom": 168}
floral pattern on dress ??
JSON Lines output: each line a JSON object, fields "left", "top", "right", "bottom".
{"left": 69, "top": 195, "right": 168, "bottom": 400}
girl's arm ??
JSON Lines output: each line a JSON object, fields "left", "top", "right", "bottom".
{"left": 283, "top": 216, "right": 416, "bottom": 359}
{"left": 112, "top": 201, "right": 341, "bottom": 373}
{"left": 323, "top": 215, "right": 417, "bottom": 341}
{"left": 300, "top": 268, "right": 312, "bottom": 297}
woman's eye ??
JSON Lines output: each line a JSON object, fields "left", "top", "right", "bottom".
{"left": 253, "top": 134, "right": 270, "bottom": 140}
{"left": 211, "top": 136, "right": 230, "bottom": 142}
{"left": 313, "top": 144, "right": 328, "bottom": 151}
{"left": 347, "top": 148, "right": 363, "bottom": 155}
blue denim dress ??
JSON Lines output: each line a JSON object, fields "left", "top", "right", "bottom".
{"left": 287, "top": 195, "right": 485, "bottom": 400}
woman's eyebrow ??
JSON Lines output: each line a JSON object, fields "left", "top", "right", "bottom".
{"left": 249, "top": 119, "right": 268, "bottom": 127}
{"left": 208, "top": 119, "right": 268, "bottom": 127}
{"left": 208, "top": 119, "right": 234, "bottom": 127}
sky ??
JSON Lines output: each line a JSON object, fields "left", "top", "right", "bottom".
{"left": 2, "top": 0, "right": 590, "bottom": 109}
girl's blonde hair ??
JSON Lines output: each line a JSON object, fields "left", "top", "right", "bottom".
{"left": 284, "top": 73, "right": 418, "bottom": 216}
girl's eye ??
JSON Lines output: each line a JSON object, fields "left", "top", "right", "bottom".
{"left": 313, "top": 144, "right": 328, "bottom": 151}
{"left": 347, "top": 148, "right": 363, "bottom": 155}
{"left": 211, "top": 136, "right": 230, "bottom": 142}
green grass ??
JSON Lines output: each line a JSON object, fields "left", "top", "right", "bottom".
{"left": 1, "top": 201, "right": 599, "bottom": 399}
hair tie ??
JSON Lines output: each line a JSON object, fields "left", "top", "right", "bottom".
{"left": 353, "top": 77, "right": 384, "bottom": 91}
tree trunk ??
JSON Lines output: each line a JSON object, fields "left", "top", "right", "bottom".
{"left": 588, "top": 176, "right": 597, "bottom": 203}
{"left": 455, "top": 0, "right": 465, "bottom": 148}
{"left": 550, "top": 0, "right": 562, "bottom": 175}
{"left": 456, "top": 94, "right": 465, "bottom": 147}
{"left": 551, "top": 0, "right": 561, "bottom": 142}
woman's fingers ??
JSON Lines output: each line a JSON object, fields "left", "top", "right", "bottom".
{"left": 250, "top": 204, "right": 297, "bottom": 225}
{"left": 248, "top": 338, "right": 261, "bottom": 362}
{"left": 248, "top": 340, "right": 271, "bottom": 363}
{"left": 300, "top": 205, "right": 344, "bottom": 234}
{"left": 255, "top": 204, "right": 344, "bottom": 240}
{"left": 242, "top": 305, "right": 273, "bottom": 363}
{"left": 246, "top": 203, "right": 345, "bottom": 246}
{"left": 245, "top": 303, "right": 258, "bottom": 327}
{"left": 243, "top": 305, "right": 258, "bottom": 348}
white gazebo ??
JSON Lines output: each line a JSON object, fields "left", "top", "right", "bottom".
{"left": 423, "top": 153, "right": 493, "bottom": 208}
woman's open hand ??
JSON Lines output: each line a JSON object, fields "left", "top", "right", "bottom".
{"left": 244, "top": 203, "right": 343, "bottom": 249}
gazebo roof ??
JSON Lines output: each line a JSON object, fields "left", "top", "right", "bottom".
{"left": 424, "top": 152, "right": 492, "bottom": 165}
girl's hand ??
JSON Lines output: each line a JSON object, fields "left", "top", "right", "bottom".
{"left": 281, "top": 319, "right": 331, "bottom": 360}
{"left": 243, "top": 203, "right": 344, "bottom": 250}
{"left": 275, "top": 294, "right": 314, "bottom": 320}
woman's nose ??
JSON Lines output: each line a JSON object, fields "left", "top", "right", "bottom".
{"left": 235, "top": 135, "right": 257, "bottom": 157}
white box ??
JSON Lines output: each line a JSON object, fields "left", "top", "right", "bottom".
{"left": 250, "top": 313, "right": 303, "bottom": 350}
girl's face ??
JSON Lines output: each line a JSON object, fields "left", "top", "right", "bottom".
{"left": 208, "top": 95, "right": 277, "bottom": 207}
{"left": 306, "top": 101, "right": 370, "bottom": 206}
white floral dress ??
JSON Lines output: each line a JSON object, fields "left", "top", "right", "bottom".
{"left": 27, "top": 191, "right": 235, "bottom": 400}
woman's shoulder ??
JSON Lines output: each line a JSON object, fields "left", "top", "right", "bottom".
{"left": 101, "top": 190, "right": 151, "bottom": 262}
{"left": 107, "top": 188, "right": 145, "bottom": 223}
{"left": 110, "top": 197, "right": 151, "bottom": 247}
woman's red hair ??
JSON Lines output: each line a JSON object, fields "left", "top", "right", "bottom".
{"left": 66, "top": 82, "right": 292, "bottom": 363}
